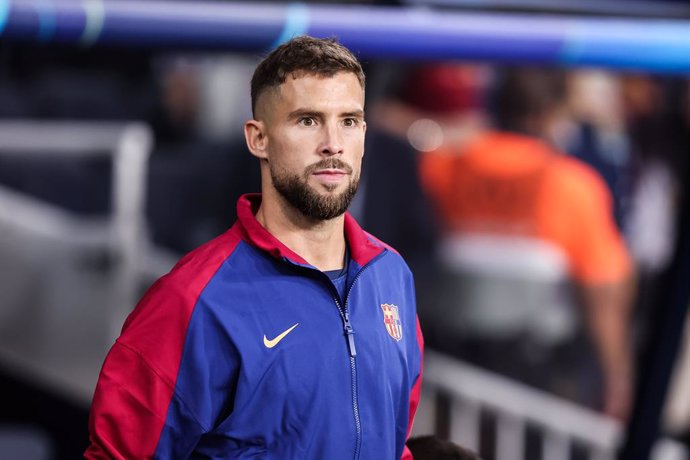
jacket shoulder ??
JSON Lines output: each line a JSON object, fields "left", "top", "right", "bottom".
{"left": 117, "top": 226, "right": 244, "bottom": 374}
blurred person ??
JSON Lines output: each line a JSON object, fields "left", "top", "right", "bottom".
{"left": 620, "top": 75, "right": 681, "bottom": 278}
{"left": 150, "top": 56, "right": 202, "bottom": 145}
{"left": 565, "top": 70, "right": 633, "bottom": 230}
{"left": 498, "top": 68, "right": 634, "bottom": 229}
{"left": 407, "top": 435, "right": 483, "bottom": 460}
{"left": 85, "top": 36, "right": 423, "bottom": 459}
{"left": 619, "top": 76, "right": 685, "bottom": 342}
{"left": 387, "top": 64, "right": 635, "bottom": 420}
{"left": 621, "top": 77, "right": 688, "bottom": 437}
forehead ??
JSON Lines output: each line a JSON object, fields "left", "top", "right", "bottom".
{"left": 272, "top": 71, "right": 364, "bottom": 111}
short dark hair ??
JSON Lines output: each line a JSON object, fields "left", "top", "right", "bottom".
{"left": 250, "top": 36, "right": 365, "bottom": 117}
{"left": 406, "top": 435, "right": 483, "bottom": 460}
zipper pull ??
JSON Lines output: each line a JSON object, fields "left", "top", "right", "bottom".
{"left": 343, "top": 312, "right": 357, "bottom": 357}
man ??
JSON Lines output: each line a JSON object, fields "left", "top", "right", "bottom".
{"left": 382, "top": 64, "right": 633, "bottom": 420}
{"left": 85, "top": 36, "right": 424, "bottom": 459}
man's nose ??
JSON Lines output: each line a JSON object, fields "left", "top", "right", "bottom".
{"left": 320, "top": 123, "right": 344, "bottom": 156}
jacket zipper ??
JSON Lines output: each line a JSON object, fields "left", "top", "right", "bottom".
{"left": 334, "top": 297, "right": 361, "bottom": 460}
{"left": 332, "top": 250, "right": 388, "bottom": 460}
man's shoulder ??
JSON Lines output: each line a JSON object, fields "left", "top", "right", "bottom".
{"left": 544, "top": 155, "right": 611, "bottom": 204}
{"left": 362, "top": 231, "right": 414, "bottom": 275}
{"left": 118, "top": 225, "right": 246, "bottom": 349}
{"left": 127, "top": 225, "right": 246, "bottom": 320}
{"left": 363, "top": 230, "right": 398, "bottom": 255}
{"left": 166, "top": 224, "right": 246, "bottom": 286}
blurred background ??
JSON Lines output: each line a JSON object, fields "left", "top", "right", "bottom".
{"left": 0, "top": 0, "right": 689, "bottom": 459}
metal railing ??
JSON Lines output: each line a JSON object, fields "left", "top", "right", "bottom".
{"left": 0, "top": 120, "right": 152, "bottom": 403}
{"left": 415, "top": 350, "right": 688, "bottom": 460}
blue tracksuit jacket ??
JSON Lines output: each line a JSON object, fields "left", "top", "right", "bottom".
{"left": 86, "top": 194, "right": 424, "bottom": 459}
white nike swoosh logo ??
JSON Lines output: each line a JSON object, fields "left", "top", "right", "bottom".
{"left": 263, "top": 323, "right": 299, "bottom": 348}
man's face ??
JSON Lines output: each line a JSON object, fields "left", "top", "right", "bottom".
{"left": 258, "top": 71, "right": 366, "bottom": 220}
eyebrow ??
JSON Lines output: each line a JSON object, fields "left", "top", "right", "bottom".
{"left": 287, "top": 108, "right": 365, "bottom": 119}
{"left": 342, "top": 110, "right": 365, "bottom": 118}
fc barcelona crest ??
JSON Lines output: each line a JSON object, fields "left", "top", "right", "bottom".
{"left": 381, "top": 304, "right": 403, "bottom": 341}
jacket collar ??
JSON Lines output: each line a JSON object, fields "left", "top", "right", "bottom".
{"left": 236, "top": 193, "right": 386, "bottom": 267}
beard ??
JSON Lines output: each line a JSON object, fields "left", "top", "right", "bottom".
{"left": 270, "top": 158, "right": 360, "bottom": 221}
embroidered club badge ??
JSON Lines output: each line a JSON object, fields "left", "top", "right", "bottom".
{"left": 381, "top": 304, "right": 403, "bottom": 341}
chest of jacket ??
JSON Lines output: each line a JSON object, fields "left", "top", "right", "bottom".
{"left": 174, "top": 243, "right": 417, "bottom": 458}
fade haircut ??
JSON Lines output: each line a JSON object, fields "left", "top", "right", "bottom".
{"left": 250, "top": 36, "right": 365, "bottom": 117}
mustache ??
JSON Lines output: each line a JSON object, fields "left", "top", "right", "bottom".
{"left": 306, "top": 159, "right": 353, "bottom": 175}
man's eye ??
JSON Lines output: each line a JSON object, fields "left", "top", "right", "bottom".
{"left": 299, "top": 117, "right": 315, "bottom": 126}
{"left": 343, "top": 118, "right": 358, "bottom": 127}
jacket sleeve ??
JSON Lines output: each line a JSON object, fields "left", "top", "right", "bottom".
{"left": 402, "top": 316, "right": 425, "bottom": 460}
{"left": 84, "top": 341, "right": 205, "bottom": 459}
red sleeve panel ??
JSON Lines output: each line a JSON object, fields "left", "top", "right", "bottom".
{"left": 85, "top": 341, "right": 204, "bottom": 459}
{"left": 85, "top": 227, "right": 243, "bottom": 458}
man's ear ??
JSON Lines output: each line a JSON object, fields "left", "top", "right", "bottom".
{"left": 244, "top": 119, "right": 268, "bottom": 160}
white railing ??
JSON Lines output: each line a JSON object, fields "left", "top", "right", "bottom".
{"left": 0, "top": 120, "right": 153, "bottom": 403}
{"left": 415, "top": 350, "right": 688, "bottom": 460}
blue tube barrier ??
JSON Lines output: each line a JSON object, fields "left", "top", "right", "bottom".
{"left": 1, "top": 0, "right": 690, "bottom": 74}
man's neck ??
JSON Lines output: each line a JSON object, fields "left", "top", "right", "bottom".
{"left": 255, "top": 191, "right": 347, "bottom": 272}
